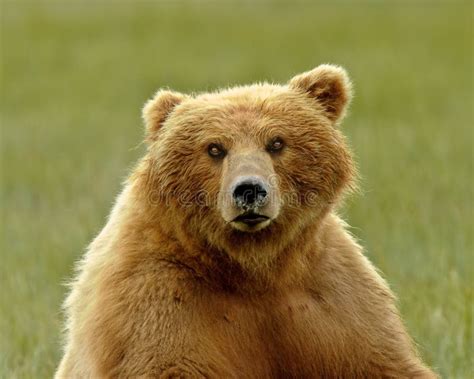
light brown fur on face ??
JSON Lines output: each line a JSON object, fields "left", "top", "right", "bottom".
{"left": 56, "top": 65, "right": 437, "bottom": 378}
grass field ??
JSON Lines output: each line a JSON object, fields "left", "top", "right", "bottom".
{"left": 1, "top": 1, "right": 472, "bottom": 378}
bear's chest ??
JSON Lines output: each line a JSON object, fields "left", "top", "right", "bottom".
{"left": 205, "top": 290, "right": 356, "bottom": 377}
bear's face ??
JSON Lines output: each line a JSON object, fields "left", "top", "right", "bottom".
{"left": 141, "top": 65, "right": 355, "bottom": 260}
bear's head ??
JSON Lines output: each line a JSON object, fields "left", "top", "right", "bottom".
{"left": 139, "top": 65, "right": 355, "bottom": 272}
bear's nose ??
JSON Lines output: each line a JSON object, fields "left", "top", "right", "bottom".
{"left": 232, "top": 177, "right": 268, "bottom": 209}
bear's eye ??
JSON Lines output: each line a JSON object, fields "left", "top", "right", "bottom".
{"left": 208, "top": 143, "right": 226, "bottom": 159}
{"left": 267, "top": 137, "right": 285, "bottom": 153}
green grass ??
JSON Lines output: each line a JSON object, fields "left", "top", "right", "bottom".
{"left": 1, "top": 1, "right": 472, "bottom": 377}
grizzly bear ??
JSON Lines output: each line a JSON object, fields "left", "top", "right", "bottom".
{"left": 56, "top": 65, "right": 436, "bottom": 378}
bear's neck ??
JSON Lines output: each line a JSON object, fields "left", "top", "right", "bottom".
{"left": 162, "top": 215, "right": 331, "bottom": 295}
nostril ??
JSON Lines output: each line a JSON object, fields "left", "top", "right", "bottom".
{"left": 233, "top": 181, "right": 268, "bottom": 208}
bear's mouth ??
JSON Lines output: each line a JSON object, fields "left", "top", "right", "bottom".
{"left": 232, "top": 212, "right": 270, "bottom": 226}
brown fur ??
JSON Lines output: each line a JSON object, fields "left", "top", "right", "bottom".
{"left": 56, "top": 65, "right": 436, "bottom": 378}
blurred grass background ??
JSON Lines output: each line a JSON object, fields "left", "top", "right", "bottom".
{"left": 1, "top": 1, "right": 472, "bottom": 377}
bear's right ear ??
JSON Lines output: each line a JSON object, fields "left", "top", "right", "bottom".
{"left": 142, "top": 90, "right": 186, "bottom": 143}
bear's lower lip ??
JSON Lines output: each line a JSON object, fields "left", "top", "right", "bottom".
{"left": 233, "top": 213, "right": 270, "bottom": 226}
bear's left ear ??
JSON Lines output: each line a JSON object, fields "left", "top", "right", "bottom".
{"left": 142, "top": 90, "right": 186, "bottom": 143}
{"left": 289, "top": 64, "right": 352, "bottom": 124}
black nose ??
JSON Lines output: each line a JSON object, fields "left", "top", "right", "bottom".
{"left": 233, "top": 178, "right": 268, "bottom": 209}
